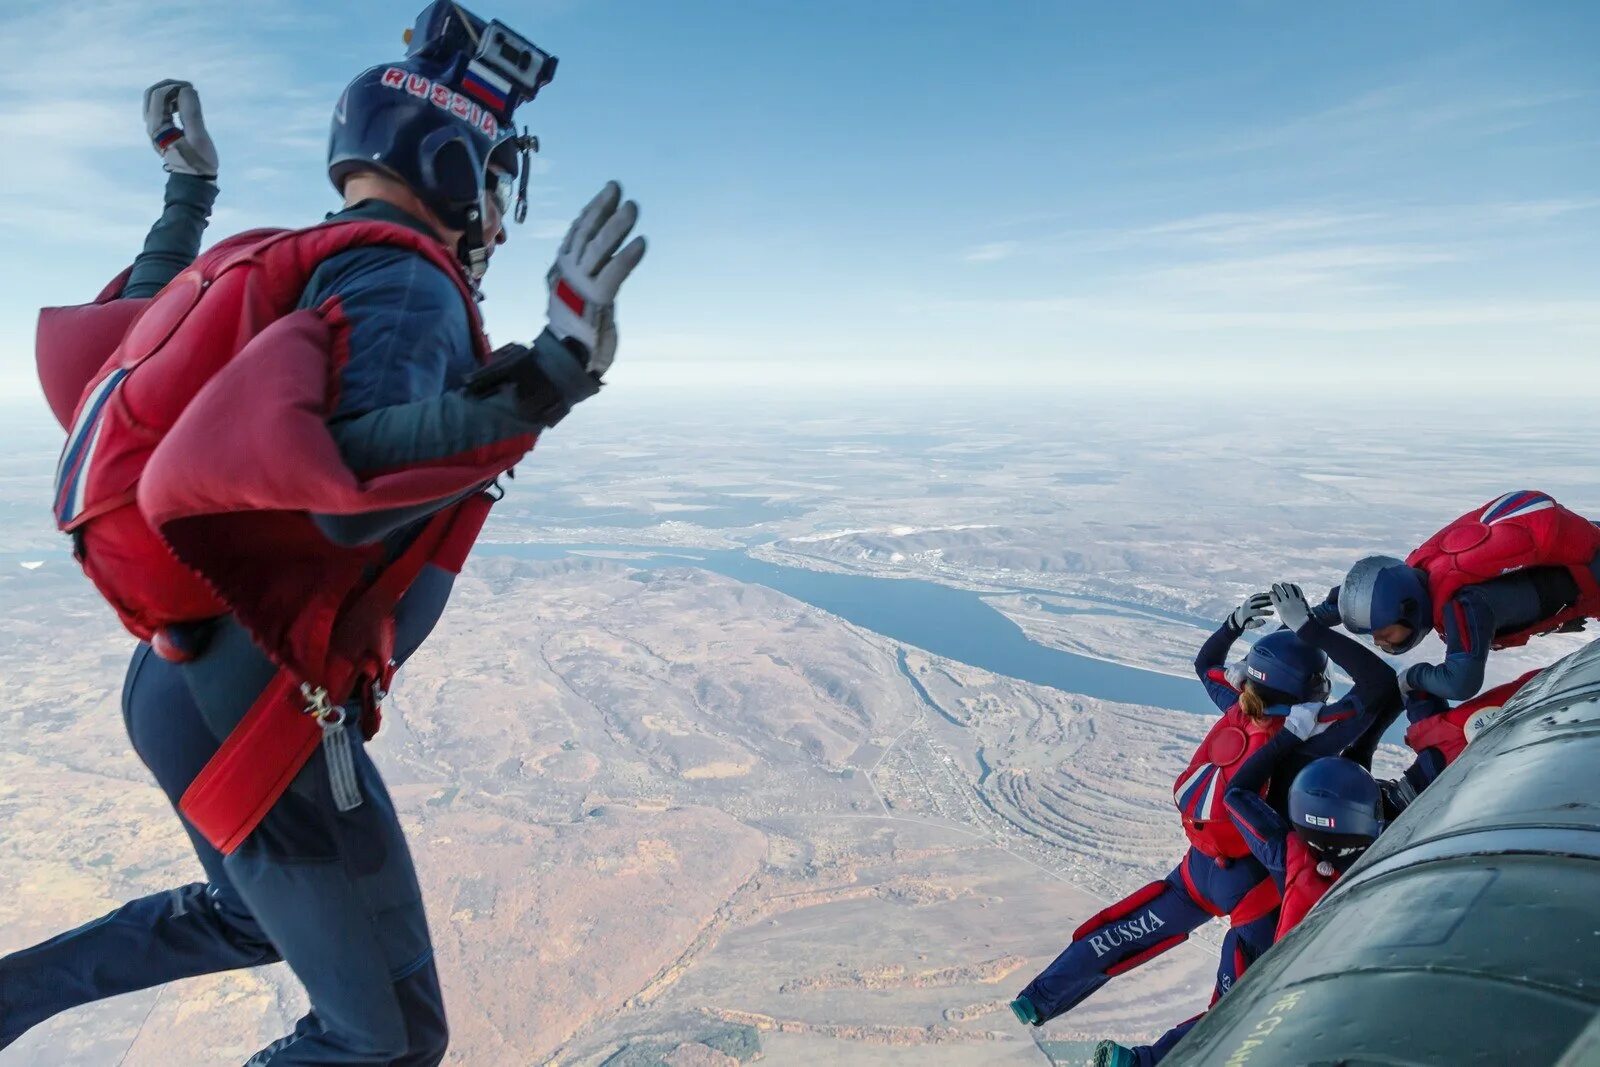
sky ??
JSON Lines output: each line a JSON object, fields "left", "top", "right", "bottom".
{"left": 1, "top": 0, "right": 1596, "bottom": 404}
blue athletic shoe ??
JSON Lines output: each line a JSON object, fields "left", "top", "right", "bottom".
{"left": 1093, "top": 1039, "right": 1139, "bottom": 1067}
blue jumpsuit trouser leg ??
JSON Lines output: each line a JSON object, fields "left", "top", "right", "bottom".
{"left": 1130, "top": 868, "right": 1281, "bottom": 1064}
{"left": 1017, "top": 847, "right": 1276, "bottom": 1026}
{"left": 0, "top": 636, "right": 447, "bottom": 1065}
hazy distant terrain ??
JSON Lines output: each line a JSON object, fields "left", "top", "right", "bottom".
{"left": 0, "top": 394, "right": 1589, "bottom": 1064}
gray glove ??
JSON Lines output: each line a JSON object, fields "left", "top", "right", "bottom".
{"left": 1270, "top": 582, "right": 1314, "bottom": 632}
{"left": 143, "top": 80, "right": 218, "bottom": 179}
{"left": 545, "top": 181, "right": 647, "bottom": 379}
{"left": 1231, "top": 592, "right": 1273, "bottom": 631}
{"left": 1398, "top": 665, "right": 1420, "bottom": 699}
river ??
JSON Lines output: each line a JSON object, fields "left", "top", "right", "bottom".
{"left": 484, "top": 543, "right": 1219, "bottom": 716}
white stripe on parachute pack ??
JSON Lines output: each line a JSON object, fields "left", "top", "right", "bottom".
{"left": 1483, "top": 493, "right": 1554, "bottom": 525}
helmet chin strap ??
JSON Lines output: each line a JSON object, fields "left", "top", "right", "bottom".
{"left": 458, "top": 131, "right": 536, "bottom": 288}
{"left": 458, "top": 203, "right": 489, "bottom": 290}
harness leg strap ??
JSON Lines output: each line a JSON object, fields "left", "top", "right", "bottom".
{"left": 179, "top": 668, "right": 324, "bottom": 854}
{"left": 180, "top": 495, "right": 497, "bottom": 856}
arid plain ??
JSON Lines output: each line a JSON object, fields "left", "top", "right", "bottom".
{"left": 1, "top": 396, "right": 1588, "bottom": 1064}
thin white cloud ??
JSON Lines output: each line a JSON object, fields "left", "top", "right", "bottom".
{"left": 1173, "top": 78, "right": 1590, "bottom": 162}
{"left": 956, "top": 195, "right": 1595, "bottom": 315}
{"left": 1135, "top": 244, "right": 1463, "bottom": 297}
{"left": 1123, "top": 209, "right": 1383, "bottom": 246}
{"left": 1485, "top": 198, "right": 1600, "bottom": 223}
{"left": 933, "top": 293, "right": 1600, "bottom": 334}
{"left": 991, "top": 197, "right": 1597, "bottom": 259}
{"left": 0, "top": 1, "right": 335, "bottom": 244}
{"left": 964, "top": 241, "right": 1019, "bottom": 263}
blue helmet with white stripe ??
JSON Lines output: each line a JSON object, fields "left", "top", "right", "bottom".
{"left": 1289, "top": 757, "right": 1384, "bottom": 868}
{"left": 1244, "top": 629, "right": 1330, "bottom": 706}
{"left": 328, "top": 2, "right": 556, "bottom": 278}
{"left": 1338, "top": 555, "right": 1431, "bottom": 653}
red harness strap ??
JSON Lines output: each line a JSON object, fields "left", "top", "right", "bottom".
{"left": 179, "top": 493, "right": 494, "bottom": 854}
{"left": 177, "top": 667, "right": 322, "bottom": 854}
{"left": 1229, "top": 876, "right": 1281, "bottom": 928}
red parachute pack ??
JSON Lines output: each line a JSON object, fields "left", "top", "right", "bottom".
{"left": 1276, "top": 835, "right": 1339, "bottom": 940}
{"left": 39, "top": 220, "right": 536, "bottom": 851}
{"left": 37, "top": 264, "right": 143, "bottom": 431}
{"left": 1405, "top": 669, "right": 1542, "bottom": 765}
{"left": 1174, "top": 686, "right": 1283, "bottom": 860}
{"left": 1407, "top": 491, "right": 1600, "bottom": 650}
{"left": 46, "top": 222, "right": 480, "bottom": 648}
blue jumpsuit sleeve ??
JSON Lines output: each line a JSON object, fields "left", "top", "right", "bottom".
{"left": 1195, "top": 620, "right": 1244, "bottom": 711}
{"left": 1291, "top": 695, "right": 1384, "bottom": 766}
{"left": 1224, "top": 730, "right": 1296, "bottom": 884}
{"left": 1404, "top": 590, "right": 1493, "bottom": 701}
{"left": 1383, "top": 747, "right": 1448, "bottom": 819}
{"left": 298, "top": 249, "right": 590, "bottom": 548}
{"left": 1233, "top": 728, "right": 1296, "bottom": 797}
{"left": 1376, "top": 693, "right": 1452, "bottom": 813}
{"left": 1225, "top": 789, "right": 1289, "bottom": 887}
{"left": 1295, "top": 617, "right": 1402, "bottom": 723}
{"left": 1287, "top": 616, "right": 1402, "bottom": 769}
{"left": 311, "top": 349, "right": 594, "bottom": 548}
{"left": 121, "top": 173, "right": 218, "bottom": 299}
{"left": 1310, "top": 585, "right": 1342, "bottom": 628}
{"left": 304, "top": 247, "right": 475, "bottom": 416}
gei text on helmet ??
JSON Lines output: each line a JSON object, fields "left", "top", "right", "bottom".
{"left": 379, "top": 68, "right": 499, "bottom": 139}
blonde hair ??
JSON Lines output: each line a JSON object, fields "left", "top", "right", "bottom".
{"left": 1238, "top": 682, "right": 1269, "bottom": 723}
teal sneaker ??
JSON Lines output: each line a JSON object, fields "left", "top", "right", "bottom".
{"left": 1093, "top": 1040, "right": 1139, "bottom": 1067}
{"left": 1009, "top": 995, "right": 1041, "bottom": 1025}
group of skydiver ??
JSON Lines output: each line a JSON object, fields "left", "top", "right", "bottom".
{"left": 1009, "top": 494, "right": 1600, "bottom": 1066}
{"left": 1, "top": 2, "right": 1597, "bottom": 1063}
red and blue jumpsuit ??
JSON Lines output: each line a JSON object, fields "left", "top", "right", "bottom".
{"left": 1014, "top": 613, "right": 1394, "bottom": 1057}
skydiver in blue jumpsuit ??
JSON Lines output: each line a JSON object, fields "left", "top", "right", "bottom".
{"left": 1, "top": 12, "right": 647, "bottom": 1061}
{"left": 1316, "top": 553, "right": 1600, "bottom": 702}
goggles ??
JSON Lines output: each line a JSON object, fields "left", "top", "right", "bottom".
{"left": 487, "top": 131, "right": 538, "bottom": 224}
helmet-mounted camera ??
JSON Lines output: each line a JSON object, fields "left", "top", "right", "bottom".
{"left": 405, "top": 1, "right": 557, "bottom": 120}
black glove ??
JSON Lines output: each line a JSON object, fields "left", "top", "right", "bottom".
{"left": 465, "top": 330, "right": 601, "bottom": 427}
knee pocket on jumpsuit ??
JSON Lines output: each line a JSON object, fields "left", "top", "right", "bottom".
{"left": 310, "top": 733, "right": 432, "bottom": 980}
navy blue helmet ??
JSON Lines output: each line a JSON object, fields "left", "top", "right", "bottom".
{"left": 328, "top": 1, "right": 557, "bottom": 278}
{"left": 1289, "top": 757, "right": 1384, "bottom": 868}
{"left": 1245, "top": 629, "right": 1331, "bottom": 706}
{"left": 1339, "top": 555, "right": 1431, "bottom": 653}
